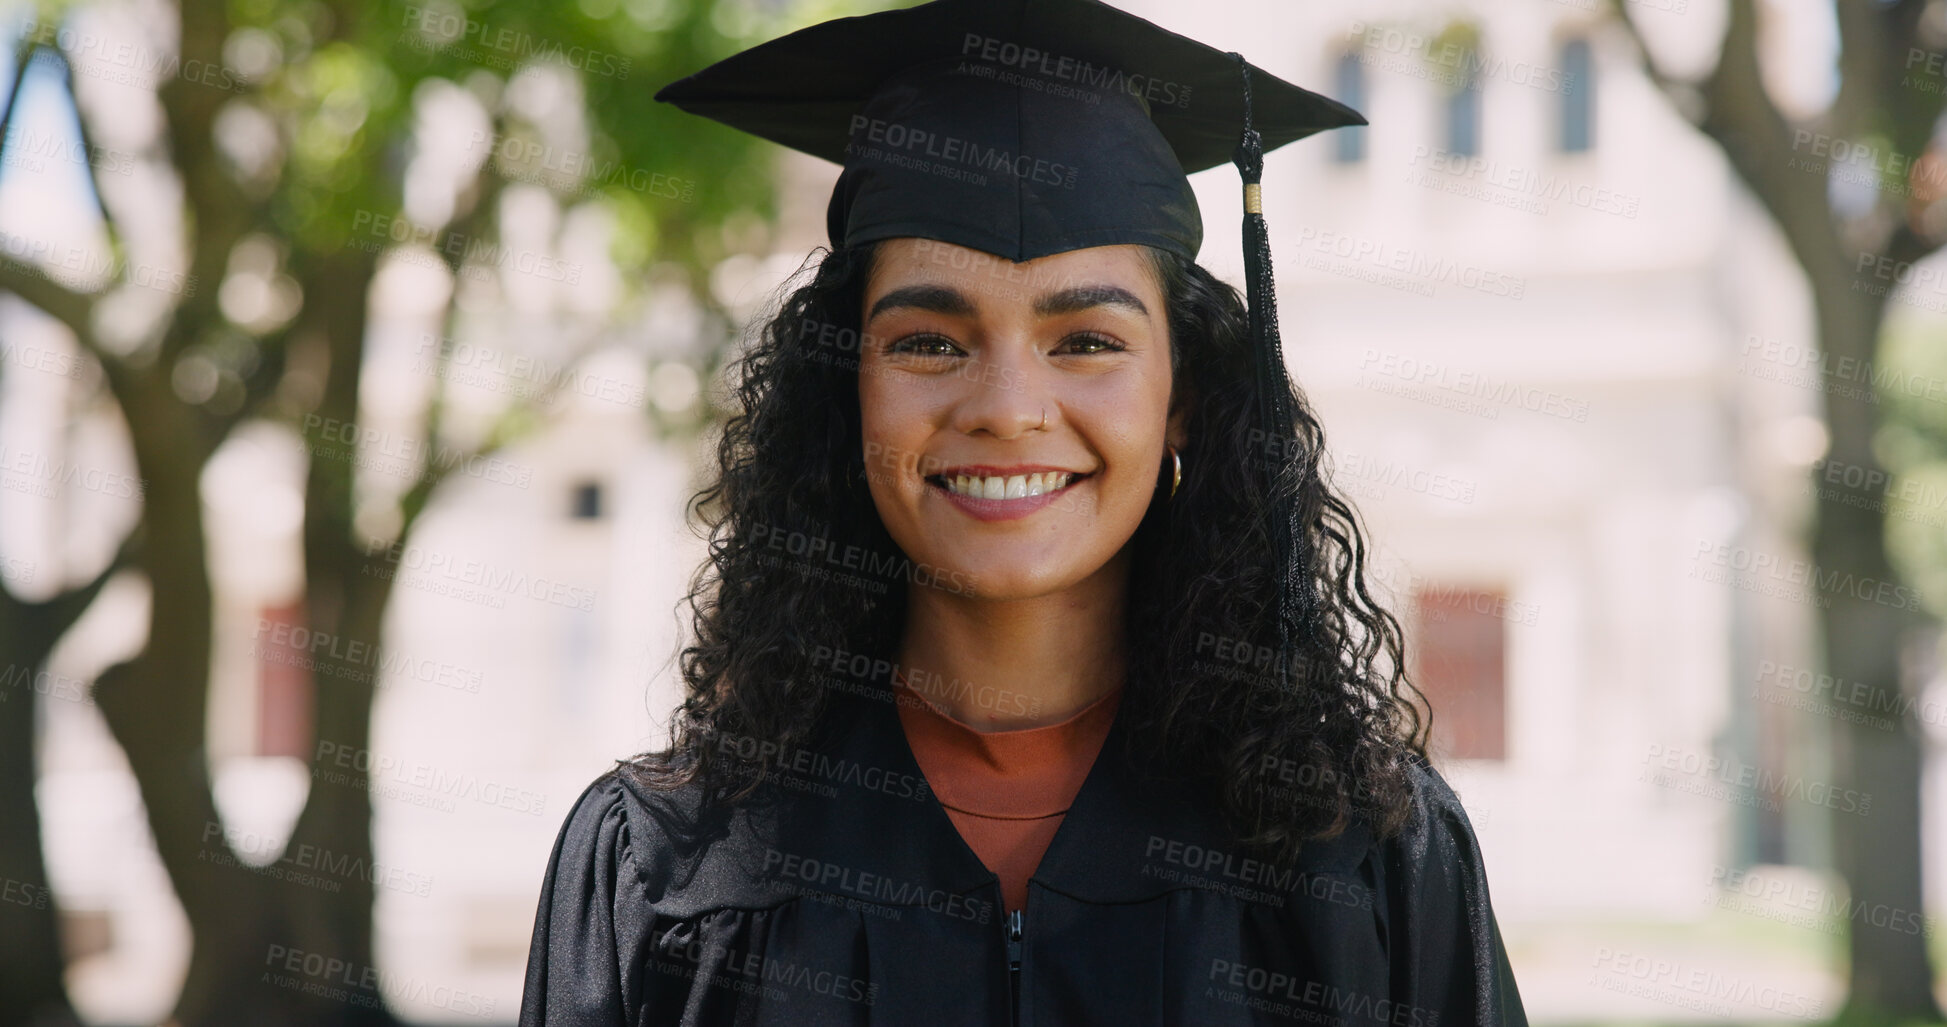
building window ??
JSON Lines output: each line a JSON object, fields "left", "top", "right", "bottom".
{"left": 1410, "top": 584, "right": 1508, "bottom": 760}
{"left": 1333, "top": 51, "right": 1367, "bottom": 164}
{"left": 1445, "top": 66, "right": 1482, "bottom": 157}
{"left": 255, "top": 599, "right": 313, "bottom": 758}
{"left": 1559, "top": 38, "right": 1594, "bottom": 152}
{"left": 571, "top": 480, "right": 604, "bottom": 520}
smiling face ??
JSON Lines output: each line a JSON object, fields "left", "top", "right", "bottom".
{"left": 857, "top": 238, "right": 1189, "bottom": 602}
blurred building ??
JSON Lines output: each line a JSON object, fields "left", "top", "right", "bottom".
{"left": 19, "top": 0, "right": 1945, "bottom": 1023}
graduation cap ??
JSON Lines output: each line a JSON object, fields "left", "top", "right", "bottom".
{"left": 655, "top": 0, "right": 1368, "bottom": 670}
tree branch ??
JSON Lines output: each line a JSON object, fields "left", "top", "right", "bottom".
{"left": 1618, "top": 0, "right": 1844, "bottom": 280}
{"left": 0, "top": 258, "right": 93, "bottom": 341}
{"left": 152, "top": 0, "right": 253, "bottom": 369}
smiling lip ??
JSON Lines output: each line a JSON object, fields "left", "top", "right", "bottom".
{"left": 932, "top": 464, "right": 1085, "bottom": 477}
{"left": 924, "top": 468, "right": 1092, "bottom": 522}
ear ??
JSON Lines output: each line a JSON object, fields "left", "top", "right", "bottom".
{"left": 1165, "top": 382, "right": 1194, "bottom": 452}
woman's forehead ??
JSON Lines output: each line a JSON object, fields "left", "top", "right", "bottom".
{"left": 865, "top": 238, "right": 1162, "bottom": 309}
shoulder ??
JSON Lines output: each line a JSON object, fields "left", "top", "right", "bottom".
{"left": 539, "top": 767, "right": 637, "bottom": 889}
{"left": 1373, "top": 756, "right": 1530, "bottom": 1022}
{"left": 554, "top": 766, "right": 633, "bottom": 838}
{"left": 543, "top": 761, "right": 791, "bottom": 915}
{"left": 1372, "top": 752, "right": 1496, "bottom": 901}
{"left": 1399, "top": 752, "right": 1482, "bottom": 840}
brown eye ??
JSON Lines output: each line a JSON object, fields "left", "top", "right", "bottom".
{"left": 1059, "top": 332, "right": 1127, "bottom": 355}
{"left": 888, "top": 333, "right": 961, "bottom": 357}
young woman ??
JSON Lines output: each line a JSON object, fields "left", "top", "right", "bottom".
{"left": 519, "top": 1, "right": 1528, "bottom": 1024}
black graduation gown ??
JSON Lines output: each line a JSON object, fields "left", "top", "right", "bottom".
{"left": 517, "top": 685, "right": 1529, "bottom": 1026}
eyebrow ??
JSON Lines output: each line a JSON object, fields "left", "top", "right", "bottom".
{"left": 1032, "top": 284, "right": 1149, "bottom": 319}
{"left": 867, "top": 285, "right": 975, "bottom": 322}
{"left": 866, "top": 282, "right": 1150, "bottom": 322}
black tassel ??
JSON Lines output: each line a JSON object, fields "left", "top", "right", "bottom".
{"left": 1227, "top": 53, "right": 1310, "bottom": 681}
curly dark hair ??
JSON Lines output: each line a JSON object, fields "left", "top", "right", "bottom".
{"left": 626, "top": 238, "right": 1432, "bottom": 864}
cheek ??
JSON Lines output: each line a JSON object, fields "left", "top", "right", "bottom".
{"left": 860, "top": 382, "right": 910, "bottom": 439}
{"left": 858, "top": 381, "right": 930, "bottom": 488}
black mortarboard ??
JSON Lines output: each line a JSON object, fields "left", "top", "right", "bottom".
{"left": 655, "top": 0, "right": 1369, "bottom": 670}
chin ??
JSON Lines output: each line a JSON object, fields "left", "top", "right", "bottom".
{"left": 916, "top": 557, "right": 1066, "bottom": 603}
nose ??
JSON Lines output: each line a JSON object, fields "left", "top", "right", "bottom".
{"left": 946, "top": 339, "right": 1049, "bottom": 439}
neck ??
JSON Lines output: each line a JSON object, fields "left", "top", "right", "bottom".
{"left": 894, "top": 552, "right": 1130, "bottom": 732}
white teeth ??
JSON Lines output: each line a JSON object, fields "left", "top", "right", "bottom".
{"left": 943, "top": 472, "right": 1076, "bottom": 498}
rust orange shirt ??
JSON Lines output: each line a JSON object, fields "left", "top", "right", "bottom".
{"left": 892, "top": 668, "right": 1124, "bottom": 914}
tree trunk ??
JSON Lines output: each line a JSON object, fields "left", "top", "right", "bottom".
{"left": 153, "top": 246, "right": 396, "bottom": 1025}
{"left": 1810, "top": 267, "right": 1943, "bottom": 1024}
{"left": 0, "top": 562, "right": 120, "bottom": 1027}
{"left": 84, "top": 364, "right": 306, "bottom": 1024}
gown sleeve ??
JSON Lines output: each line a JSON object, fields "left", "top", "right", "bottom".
{"left": 1383, "top": 756, "right": 1529, "bottom": 1027}
{"left": 518, "top": 769, "right": 634, "bottom": 1026}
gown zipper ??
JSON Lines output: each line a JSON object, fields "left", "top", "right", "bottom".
{"left": 1005, "top": 907, "right": 1025, "bottom": 1025}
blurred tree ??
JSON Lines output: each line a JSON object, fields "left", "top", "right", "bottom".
{"left": 0, "top": 0, "right": 859, "bottom": 1021}
{"left": 1616, "top": 0, "right": 1947, "bottom": 1020}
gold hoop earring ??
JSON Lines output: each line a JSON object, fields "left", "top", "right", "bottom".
{"left": 1165, "top": 444, "right": 1182, "bottom": 500}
